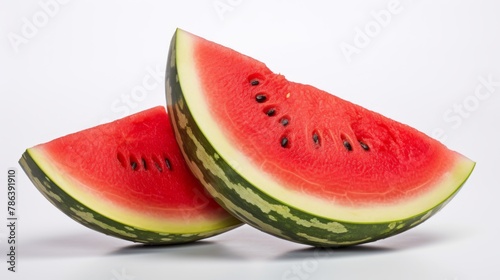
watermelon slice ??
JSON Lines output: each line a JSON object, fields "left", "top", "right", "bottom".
{"left": 19, "top": 106, "right": 241, "bottom": 244}
{"left": 166, "top": 28, "right": 475, "bottom": 246}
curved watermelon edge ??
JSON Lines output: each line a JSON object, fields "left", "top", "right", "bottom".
{"left": 166, "top": 28, "right": 475, "bottom": 247}
{"left": 19, "top": 149, "right": 241, "bottom": 245}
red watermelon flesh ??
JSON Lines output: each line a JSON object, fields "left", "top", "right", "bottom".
{"left": 196, "top": 55, "right": 452, "bottom": 207}
{"left": 20, "top": 106, "right": 241, "bottom": 243}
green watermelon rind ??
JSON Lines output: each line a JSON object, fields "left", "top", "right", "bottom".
{"left": 166, "top": 29, "right": 475, "bottom": 247}
{"left": 19, "top": 150, "right": 241, "bottom": 245}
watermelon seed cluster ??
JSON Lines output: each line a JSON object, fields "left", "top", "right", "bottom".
{"left": 340, "top": 136, "right": 370, "bottom": 152}
{"left": 117, "top": 152, "right": 173, "bottom": 172}
{"left": 250, "top": 75, "right": 294, "bottom": 149}
{"left": 250, "top": 75, "right": 371, "bottom": 153}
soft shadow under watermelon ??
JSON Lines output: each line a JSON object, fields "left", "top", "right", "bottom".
{"left": 275, "top": 245, "right": 392, "bottom": 261}
{"left": 21, "top": 232, "right": 129, "bottom": 259}
{"left": 108, "top": 241, "right": 247, "bottom": 261}
{"left": 275, "top": 227, "right": 467, "bottom": 260}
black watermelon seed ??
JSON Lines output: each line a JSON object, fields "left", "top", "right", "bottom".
{"left": 343, "top": 140, "right": 353, "bottom": 151}
{"left": 360, "top": 141, "right": 370, "bottom": 151}
{"left": 281, "top": 137, "right": 289, "bottom": 148}
{"left": 313, "top": 132, "right": 320, "bottom": 146}
{"left": 250, "top": 80, "right": 260, "bottom": 86}
{"left": 131, "top": 161, "right": 138, "bottom": 170}
{"left": 165, "top": 158, "right": 172, "bottom": 170}
{"left": 280, "top": 117, "right": 289, "bottom": 127}
{"left": 266, "top": 108, "right": 276, "bottom": 116}
{"left": 255, "top": 94, "right": 267, "bottom": 103}
{"left": 141, "top": 158, "right": 147, "bottom": 170}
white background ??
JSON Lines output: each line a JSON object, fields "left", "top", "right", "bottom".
{"left": 1, "top": 0, "right": 500, "bottom": 279}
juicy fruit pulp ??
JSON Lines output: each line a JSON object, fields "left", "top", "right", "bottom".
{"left": 166, "top": 28, "right": 475, "bottom": 246}
{"left": 19, "top": 106, "right": 241, "bottom": 244}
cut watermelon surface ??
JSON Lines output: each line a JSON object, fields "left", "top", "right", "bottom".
{"left": 166, "top": 28, "right": 475, "bottom": 246}
{"left": 19, "top": 106, "right": 241, "bottom": 244}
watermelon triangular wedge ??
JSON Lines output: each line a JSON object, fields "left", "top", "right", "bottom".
{"left": 19, "top": 106, "right": 241, "bottom": 244}
{"left": 166, "top": 28, "right": 475, "bottom": 246}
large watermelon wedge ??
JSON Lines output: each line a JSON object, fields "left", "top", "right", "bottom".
{"left": 166, "top": 28, "right": 475, "bottom": 247}
{"left": 19, "top": 106, "right": 241, "bottom": 244}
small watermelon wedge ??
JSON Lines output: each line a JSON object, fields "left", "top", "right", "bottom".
{"left": 19, "top": 106, "right": 241, "bottom": 244}
{"left": 166, "top": 28, "right": 475, "bottom": 247}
